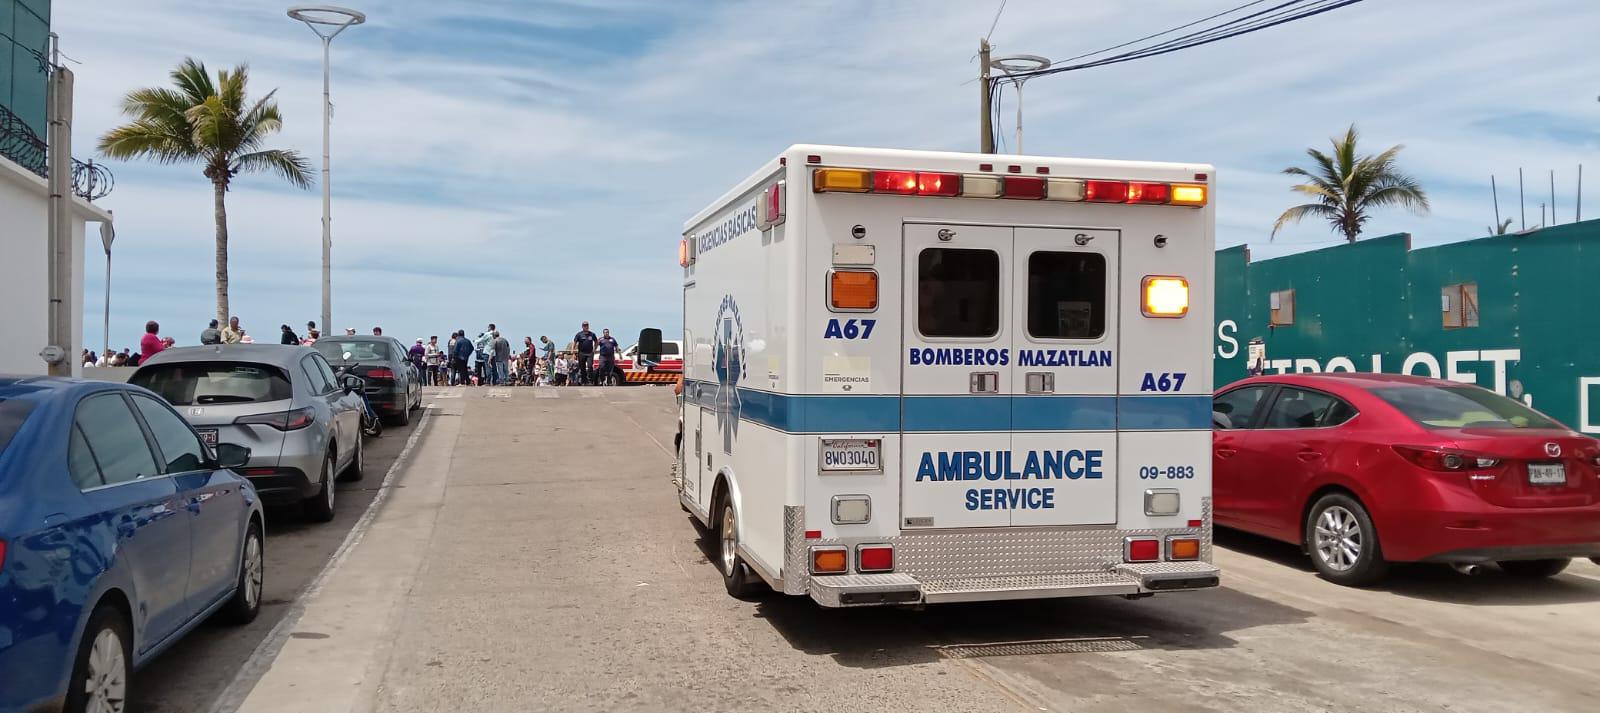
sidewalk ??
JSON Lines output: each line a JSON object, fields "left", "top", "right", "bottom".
{"left": 226, "top": 387, "right": 1010, "bottom": 713}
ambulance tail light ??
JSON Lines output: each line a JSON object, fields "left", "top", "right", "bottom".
{"left": 1127, "top": 182, "right": 1171, "bottom": 205}
{"left": 1001, "top": 176, "right": 1047, "bottom": 200}
{"left": 961, "top": 174, "right": 1003, "bottom": 198}
{"left": 1125, "top": 538, "right": 1161, "bottom": 563}
{"left": 830, "top": 270, "right": 879, "bottom": 310}
{"left": 857, "top": 545, "right": 894, "bottom": 573}
{"left": 872, "top": 170, "right": 919, "bottom": 195}
{"left": 1167, "top": 537, "right": 1201, "bottom": 562}
{"left": 1045, "top": 178, "right": 1086, "bottom": 202}
{"left": 1141, "top": 276, "right": 1189, "bottom": 318}
{"left": 811, "top": 546, "right": 849, "bottom": 574}
{"left": 813, "top": 168, "right": 871, "bottom": 193}
{"left": 916, "top": 172, "right": 961, "bottom": 196}
{"left": 1084, "top": 180, "right": 1129, "bottom": 203}
{"left": 1170, "top": 183, "right": 1208, "bottom": 207}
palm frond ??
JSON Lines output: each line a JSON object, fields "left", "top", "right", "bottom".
{"left": 1271, "top": 203, "right": 1338, "bottom": 239}
{"left": 233, "top": 149, "right": 315, "bottom": 189}
{"left": 169, "top": 58, "right": 217, "bottom": 106}
{"left": 97, "top": 120, "right": 197, "bottom": 164}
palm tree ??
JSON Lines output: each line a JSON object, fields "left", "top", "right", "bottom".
{"left": 99, "top": 58, "right": 312, "bottom": 324}
{"left": 1272, "top": 125, "right": 1429, "bottom": 243}
{"left": 1488, "top": 218, "right": 1514, "bottom": 235}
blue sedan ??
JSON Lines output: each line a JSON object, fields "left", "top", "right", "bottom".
{"left": 0, "top": 376, "right": 265, "bottom": 713}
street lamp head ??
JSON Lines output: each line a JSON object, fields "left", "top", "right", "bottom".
{"left": 99, "top": 219, "right": 115, "bottom": 253}
{"left": 288, "top": 5, "right": 366, "bottom": 39}
{"left": 990, "top": 54, "right": 1051, "bottom": 76}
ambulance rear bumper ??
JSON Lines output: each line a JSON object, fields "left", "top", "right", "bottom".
{"left": 807, "top": 562, "right": 1219, "bottom": 608}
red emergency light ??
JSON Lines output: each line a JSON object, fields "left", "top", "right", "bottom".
{"left": 1084, "top": 180, "right": 1129, "bottom": 203}
{"left": 1001, "top": 176, "right": 1047, "bottom": 200}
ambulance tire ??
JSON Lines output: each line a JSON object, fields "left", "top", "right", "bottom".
{"left": 718, "top": 499, "right": 760, "bottom": 599}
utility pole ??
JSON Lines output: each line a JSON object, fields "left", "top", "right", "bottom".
{"left": 43, "top": 35, "right": 74, "bottom": 376}
{"left": 979, "top": 39, "right": 994, "bottom": 154}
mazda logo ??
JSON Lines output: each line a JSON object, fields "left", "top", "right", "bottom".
{"left": 1544, "top": 442, "right": 1561, "bottom": 458}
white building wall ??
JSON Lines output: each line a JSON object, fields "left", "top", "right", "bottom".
{"left": 1, "top": 155, "right": 110, "bottom": 377}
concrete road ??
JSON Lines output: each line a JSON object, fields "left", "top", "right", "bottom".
{"left": 126, "top": 415, "right": 421, "bottom": 713}
{"left": 220, "top": 386, "right": 1600, "bottom": 713}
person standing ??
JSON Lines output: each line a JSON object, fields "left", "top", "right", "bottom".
{"left": 200, "top": 319, "right": 222, "bottom": 345}
{"left": 140, "top": 321, "right": 165, "bottom": 362}
{"left": 539, "top": 335, "right": 556, "bottom": 383}
{"left": 281, "top": 324, "right": 300, "bottom": 345}
{"left": 425, "top": 336, "right": 444, "bottom": 386}
{"left": 408, "top": 339, "right": 427, "bottom": 386}
{"left": 474, "top": 325, "right": 495, "bottom": 385}
{"left": 596, "top": 328, "right": 620, "bottom": 385}
{"left": 572, "top": 321, "right": 597, "bottom": 386}
{"left": 373, "top": 326, "right": 384, "bottom": 337}
{"left": 491, "top": 331, "right": 512, "bottom": 386}
{"left": 452, "top": 329, "right": 475, "bottom": 386}
{"left": 221, "top": 316, "right": 243, "bottom": 344}
{"left": 301, "top": 328, "right": 320, "bottom": 346}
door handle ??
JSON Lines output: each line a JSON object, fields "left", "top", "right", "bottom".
{"left": 1214, "top": 447, "right": 1236, "bottom": 459}
{"left": 1296, "top": 450, "right": 1323, "bottom": 462}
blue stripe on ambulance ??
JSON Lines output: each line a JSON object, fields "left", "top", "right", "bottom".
{"left": 682, "top": 380, "right": 1209, "bottom": 432}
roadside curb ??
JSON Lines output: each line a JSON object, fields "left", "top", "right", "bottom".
{"left": 206, "top": 405, "right": 434, "bottom": 713}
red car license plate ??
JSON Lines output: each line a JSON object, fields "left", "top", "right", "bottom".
{"left": 1528, "top": 462, "right": 1566, "bottom": 486}
{"left": 198, "top": 428, "right": 218, "bottom": 446}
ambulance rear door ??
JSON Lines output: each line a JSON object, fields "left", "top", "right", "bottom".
{"left": 899, "top": 222, "right": 1013, "bottom": 529}
{"left": 1009, "top": 227, "right": 1119, "bottom": 526}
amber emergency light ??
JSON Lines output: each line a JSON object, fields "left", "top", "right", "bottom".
{"left": 1142, "top": 276, "right": 1190, "bottom": 318}
{"left": 830, "top": 270, "right": 878, "bottom": 310}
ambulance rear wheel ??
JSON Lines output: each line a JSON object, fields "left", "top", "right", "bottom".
{"left": 719, "top": 500, "right": 759, "bottom": 599}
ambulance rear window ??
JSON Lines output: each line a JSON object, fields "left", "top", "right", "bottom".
{"left": 1027, "top": 252, "right": 1106, "bottom": 339}
{"left": 918, "top": 248, "right": 1000, "bottom": 338}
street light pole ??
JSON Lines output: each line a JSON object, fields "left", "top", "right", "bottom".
{"left": 288, "top": 5, "right": 365, "bottom": 336}
{"left": 101, "top": 219, "right": 115, "bottom": 363}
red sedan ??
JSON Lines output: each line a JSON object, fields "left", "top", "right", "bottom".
{"left": 1212, "top": 373, "right": 1600, "bottom": 585}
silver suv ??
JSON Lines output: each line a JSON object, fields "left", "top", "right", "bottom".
{"left": 131, "top": 344, "right": 365, "bottom": 522}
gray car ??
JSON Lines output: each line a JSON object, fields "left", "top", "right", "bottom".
{"left": 130, "top": 344, "right": 365, "bottom": 522}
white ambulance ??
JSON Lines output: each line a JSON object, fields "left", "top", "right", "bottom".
{"left": 677, "top": 145, "right": 1218, "bottom": 606}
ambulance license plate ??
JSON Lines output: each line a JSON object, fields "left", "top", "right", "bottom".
{"left": 820, "top": 439, "right": 882, "bottom": 474}
{"left": 1528, "top": 462, "right": 1566, "bottom": 486}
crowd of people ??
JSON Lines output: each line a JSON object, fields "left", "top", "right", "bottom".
{"left": 92, "top": 317, "right": 634, "bottom": 390}
{"left": 406, "top": 321, "right": 624, "bottom": 387}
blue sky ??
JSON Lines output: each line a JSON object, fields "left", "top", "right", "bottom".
{"left": 57, "top": 0, "right": 1600, "bottom": 353}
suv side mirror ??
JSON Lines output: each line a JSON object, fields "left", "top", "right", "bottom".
{"left": 215, "top": 442, "right": 252, "bottom": 470}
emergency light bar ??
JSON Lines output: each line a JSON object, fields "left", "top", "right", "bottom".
{"left": 812, "top": 167, "right": 1207, "bottom": 207}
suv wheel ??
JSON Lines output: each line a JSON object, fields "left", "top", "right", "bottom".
{"left": 303, "top": 452, "right": 337, "bottom": 523}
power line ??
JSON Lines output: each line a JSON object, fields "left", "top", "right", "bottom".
{"left": 1011, "top": 0, "right": 1366, "bottom": 80}
{"left": 1051, "top": 0, "right": 1272, "bottom": 65}
{"left": 985, "top": 0, "right": 1008, "bottom": 42}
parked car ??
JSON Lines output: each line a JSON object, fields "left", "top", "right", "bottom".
{"left": 0, "top": 376, "right": 265, "bottom": 713}
{"left": 311, "top": 336, "right": 423, "bottom": 426}
{"left": 130, "top": 344, "right": 365, "bottom": 522}
{"left": 1212, "top": 373, "right": 1600, "bottom": 585}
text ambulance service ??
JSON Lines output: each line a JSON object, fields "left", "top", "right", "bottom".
{"left": 676, "top": 145, "right": 1219, "bottom": 606}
